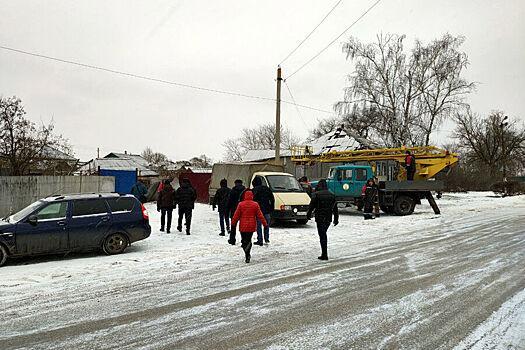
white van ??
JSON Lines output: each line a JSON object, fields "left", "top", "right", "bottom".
{"left": 251, "top": 172, "right": 311, "bottom": 225}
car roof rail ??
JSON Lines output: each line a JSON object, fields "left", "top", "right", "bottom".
{"left": 54, "top": 196, "right": 65, "bottom": 200}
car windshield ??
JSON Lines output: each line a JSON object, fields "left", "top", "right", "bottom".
{"left": 8, "top": 200, "right": 45, "bottom": 223}
{"left": 266, "top": 175, "right": 303, "bottom": 192}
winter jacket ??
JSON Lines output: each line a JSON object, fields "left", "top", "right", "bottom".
{"left": 252, "top": 185, "right": 275, "bottom": 215}
{"left": 227, "top": 184, "right": 246, "bottom": 216}
{"left": 157, "top": 184, "right": 175, "bottom": 210}
{"left": 213, "top": 186, "right": 231, "bottom": 212}
{"left": 363, "top": 184, "right": 378, "bottom": 205}
{"left": 131, "top": 182, "right": 148, "bottom": 203}
{"left": 405, "top": 154, "right": 416, "bottom": 170}
{"left": 175, "top": 182, "right": 197, "bottom": 209}
{"left": 231, "top": 191, "right": 267, "bottom": 233}
{"left": 307, "top": 189, "right": 339, "bottom": 224}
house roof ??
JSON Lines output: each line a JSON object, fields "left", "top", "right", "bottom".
{"left": 240, "top": 128, "right": 378, "bottom": 162}
{"left": 104, "top": 152, "right": 150, "bottom": 167}
{"left": 79, "top": 157, "right": 158, "bottom": 176}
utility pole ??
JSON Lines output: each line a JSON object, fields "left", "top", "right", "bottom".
{"left": 97, "top": 147, "right": 100, "bottom": 159}
{"left": 500, "top": 115, "right": 509, "bottom": 196}
{"left": 275, "top": 66, "right": 282, "bottom": 165}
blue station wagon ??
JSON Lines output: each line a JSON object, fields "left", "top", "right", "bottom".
{"left": 0, "top": 193, "right": 151, "bottom": 267}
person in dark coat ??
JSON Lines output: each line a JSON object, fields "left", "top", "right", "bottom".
{"left": 212, "top": 178, "right": 231, "bottom": 236}
{"left": 157, "top": 179, "right": 175, "bottom": 233}
{"left": 227, "top": 179, "right": 246, "bottom": 245}
{"left": 131, "top": 180, "right": 148, "bottom": 203}
{"left": 175, "top": 178, "right": 197, "bottom": 235}
{"left": 306, "top": 179, "right": 339, "bottom": 260}
{"left": 231, "top": 190, "right": 268, "bottom": 263}
{"left": 362, "top": 178, "right": 378, "bottom": 220}
{"left": 404, "top": 150, "right": 416, "bottom": 181}
{"left": 299, "top": 176, "right": 313, "bottom": 197}
{"left": 251, "top": 176, "right": 275, "bottom": 245}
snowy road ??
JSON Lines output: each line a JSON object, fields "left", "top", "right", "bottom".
{"left": 1, "top": 193, "right": 524, "bottom": 349}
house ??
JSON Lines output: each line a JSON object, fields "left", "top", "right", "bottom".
{"left": 0, "top": 146, "right": 79, "bottom": 176}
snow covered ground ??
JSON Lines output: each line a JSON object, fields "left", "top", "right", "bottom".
{"left": 1, "top": 192, "right": 524, "bottom": 349}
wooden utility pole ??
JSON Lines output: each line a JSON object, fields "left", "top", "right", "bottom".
{"left": 275, "top": 66, "right": 282, "bottom": 165}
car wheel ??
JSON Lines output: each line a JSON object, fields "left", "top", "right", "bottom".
{"left": 0, "top": 244, "right": 8, "bottom": 267}
{"left": 103, "top": 233, "right": 128, "bottom": 255}
{"left": 394, "top": 196, "right": 415, "bottom": 216}
{"left": 296, "top": 219, "right": 309, "bottom": 225}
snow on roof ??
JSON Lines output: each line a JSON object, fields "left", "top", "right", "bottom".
{"left": 104, "top": 152, "right": 149, "bottom": 167}
{"left": 79, "top": 157, "right": 158, "bottom": 176}
{"left": 308, "top": 127, "right": 379, "bottom": 155}
{"left": 42, "top": 146, "right": 78, "bottom": 161}
{"left": 185, "top": 167, "right": 212, "bottom": 174}
{"left": 241, "top": 149, "right": 292, "bottom": 162}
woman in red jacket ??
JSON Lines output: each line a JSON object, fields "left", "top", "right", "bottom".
{"left": 231, "top": 190, "right": 268, "bottom": 263}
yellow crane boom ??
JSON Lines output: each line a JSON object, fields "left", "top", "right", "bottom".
{"left": 291, "top": 145, "right": 459, "bottom": 181}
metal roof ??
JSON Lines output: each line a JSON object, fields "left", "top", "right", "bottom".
{"left": 79, "top": 158, "right": 158, "bottom": 176}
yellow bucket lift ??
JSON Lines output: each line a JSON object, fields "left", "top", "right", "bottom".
{"left": 291, "top": 145, "right": 459, "bottom": 181}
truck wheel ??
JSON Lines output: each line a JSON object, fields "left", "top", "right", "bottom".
{"left": 0, "top": 244, "right": 8, "bottom": 267}
{"left": 394, "top": 196, "right": 415, "bottom": 216}
{"left": 380, "top": 205, "right": 395, "bottom": 214}
{"left": 103, "top": 233, "right": 128, "bottom": 255}
{"left": 296, "top": 219, "right": 308, "bottom": 225}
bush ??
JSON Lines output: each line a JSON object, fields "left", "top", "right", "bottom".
{"left": 490, "top": 181, "right": 525, "bottom": 196}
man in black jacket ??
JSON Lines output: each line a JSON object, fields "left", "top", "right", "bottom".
{"left": 212, "top": 178, "right": 231, "bottom": 236}
{"left": 175, "top": 178, "right": 197, "bottom": 235}
{"left": 307, "top": 179, "right": 339, "bottom": 260}
{"left": 157, "top": 179, "right": 176, "bottom": 233}
{"left": 227, "top": 179, "right": 245, "bottom": 245}
{"left": 251, "top": 176, "right": 275, "bottom": 245}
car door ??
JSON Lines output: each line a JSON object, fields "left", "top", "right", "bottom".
{"left": 15, "top": 201, "right": 69, "bottom": 255}
{"left": 68, "top": 199, "right": 112, "bottom": 251}
{"left": 335, "top": 168, "right": 354, "bottom": 198}
{"left": 352, "top": 167, "right": 369, "bottom": 196}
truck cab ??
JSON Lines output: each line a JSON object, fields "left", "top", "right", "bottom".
{"left": 325, "top": 165, "right": 372, "bottom": 201}
{"left": 251, "top": 172, "right": 311, "bottom": 224}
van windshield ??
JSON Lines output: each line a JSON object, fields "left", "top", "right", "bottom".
{"left": 7, "top": 200, "right": 45, "bottom": 223}
{"left": 266, "top": 175, "right": 303, "bottom": 192}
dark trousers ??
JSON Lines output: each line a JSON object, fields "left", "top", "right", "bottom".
{"left": 256, "top": 213, "right": 271, "bottom": 243}
{"left": 219, "top": 210, "right": 230, "bottom": 233}
{"left": 178, "top": 207, "right": 193, "bottom": 232}
{"left": 316, "top": 222, "right": 330, "bottom": 258}
{"left": 229, "top": 212, "right": 238, "bottom": 243}
{"left": 160, "top": 208, "right": 173, "bottom": 231}
{"left": 407, "top": 167, "right": 416, "bottom": 181}
{"left": 240, "top": 232, "right": 253, "bottom": 258}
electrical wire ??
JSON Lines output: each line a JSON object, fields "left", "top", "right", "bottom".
{"left": 284, "top": 80, "right": 310, "bottom": 129}
{"left": 286, "top": 0, "right": 382, "bottom": 80}
{"left": 0, "top": 44, "right": 340, "bottom": 115}
{"left": 279, "top": 0, "right": 344, "bottom": 66}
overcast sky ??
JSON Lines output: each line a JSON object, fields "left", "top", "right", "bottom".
{"left": 1, "top": 0, "right": 524, "bottom": 161}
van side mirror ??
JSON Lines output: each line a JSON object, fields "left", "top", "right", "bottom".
{"left": 28, "top": 215, "right": 38, "bottom": 226}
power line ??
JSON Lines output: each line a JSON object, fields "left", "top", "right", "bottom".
{"left": 279, "top": 0, "right": 344, "bottom": 66}
{"left": 286, "top": 0, "right": 382, "bottom": 80}
{"left": 0, "top": 44, "right": 276, "bottom": 102}
{"left": 0, "top": 44, "right": 338, "bottom": 116}
{"left": 283, "top": 80, "right": 310, "bottom": 130}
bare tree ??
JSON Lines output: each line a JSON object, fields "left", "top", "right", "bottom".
{"left": 0, "top": 96, "right": 72, "bottom": 175}
{"left": 453, "top": 109, "right": 525, "bottom": 178}
{"left": 189, "top": 154, "right": 213, "bottom": 168}
{"left": 222, "top": 123, "right": 300, "bottom": 161}
{"left": 337, "top": 33, "right": 475, "bottom": 147}
{"left": 141, "top": 147, "right": 170, "bottom": 169}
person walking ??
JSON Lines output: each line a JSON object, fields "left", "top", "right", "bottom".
{"left": 131, "top": 180, "right": 148, "bottom": 203}
{"left": 212, "top": 178, "right": 231, "bottom": 236}
{"left": 404, "top": 150, "right": 416, "bottom": 181}
{"left": 175, "top": 178, "right": 197, "bottom": 235}
{"left": 362, "top": 179, "right": 378, "bottom": 220}
{"left": 372, "top": 177, "right": 381, "bottom": 218}
{"left": 251, "top": 176, "right": 275, "bottom": 245}
{"left": 227, "top": 179, "right": 245, "bottom": 245}
{"left": 231, "top": 190, "right": 268, "bottom": 263}
{"left": 306, "top": 179, "right": 339, "bottom": 261}
{"left": 157, "top": 179, "right": 175, "bottom": 233}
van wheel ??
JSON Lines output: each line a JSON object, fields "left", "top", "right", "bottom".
{"left": 296, "top": 219, "right": 308, "bottom": 225}
{"left": 394, "top": 196, "right": 415, "bottom": 216}
{"left": 0, "top": 244, "right": 7, "bottom": 267}
{"left": 103, "top": 233, "right": 128, "bottom": 255}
